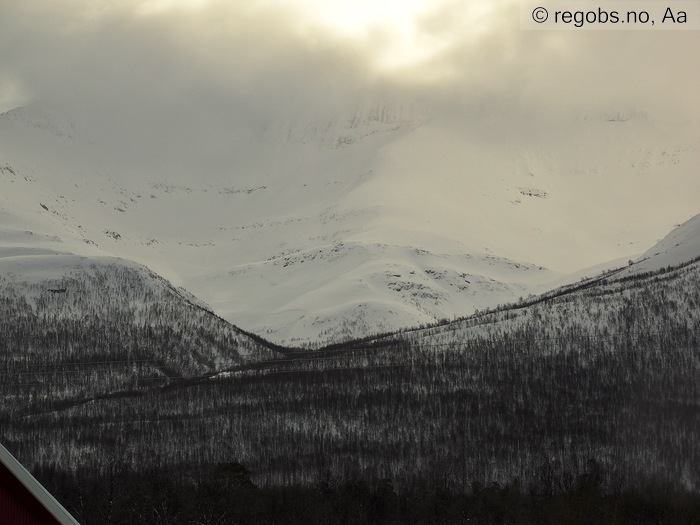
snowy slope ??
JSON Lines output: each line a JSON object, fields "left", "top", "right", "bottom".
{"left": 622, "top": 212, "right": 700, "bottom": 275}
{"left": 0, "top": 229, "right": 281, "bottom": 369}
{"left": 189, "top": 238, "right": 548, "bottom": 344}
{"left": 1, "top": 103, "right": 698, "bottom": 344}
{"left": 367, "top": 215, "right": 700, "bottom": 353}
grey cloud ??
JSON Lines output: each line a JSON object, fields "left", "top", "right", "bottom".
{"left": 1, "top": 1, "right": 397, "bottom": 175}
{"left": 1, "top": 0, "right": 698, "bottom": 145}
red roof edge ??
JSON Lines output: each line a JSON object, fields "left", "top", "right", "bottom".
{"left": 0, "top": 443, "right": 80, "bottom": 525}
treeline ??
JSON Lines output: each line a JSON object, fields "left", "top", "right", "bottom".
{"left": 0, "top": 258, "right": 282, "bottom": 415}
{"left": 34, "top": 461, "right": 700, "bottom": 525}
{"left": 317, "top": 256, "right": 700, "bottom": 355}
{"left": 375, "top": 259, "right": 700, "bottom": 371}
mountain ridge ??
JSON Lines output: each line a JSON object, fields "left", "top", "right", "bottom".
{"left": 2, "top": 102, "right": 699, "bottom": 343}
{"left": 2, "top": 214, "right": 698, "bottom": 494}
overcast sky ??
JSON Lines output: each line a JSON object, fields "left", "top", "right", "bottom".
{"left": 1, "top": 0, "right": 699, "bottom": 136}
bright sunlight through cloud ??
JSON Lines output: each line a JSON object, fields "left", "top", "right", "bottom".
{"left": 137, "top": 0, "right": 488, "bottom": 74}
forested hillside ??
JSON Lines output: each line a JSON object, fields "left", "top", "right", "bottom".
{"left": 1, "top": 252, "right": 699, "bottom": 525}
{"left": 1, "top": 217, "right": 699, "bottom": 523}
{"left": 0, "top": 255, "right": 283, "bottom": 421}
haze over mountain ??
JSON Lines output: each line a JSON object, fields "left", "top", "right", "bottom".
{"left": 1, "top": 101, "right": 699, "bottom": 344}
{"left": 3, "top": 4, "right": 700, "bottom": 523}
{"left": 2, "top": 1, "right": 699, "bottom": 344}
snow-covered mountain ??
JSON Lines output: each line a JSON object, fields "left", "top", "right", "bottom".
{"left": 0, "top": 226, "right": 282, "bottom": 404}
{"left": 366, "top": 214, "right": 700, "bottom": 352}
{"left": 1, "top": 103, "right": 698, "bottom": 344}
{"left": 5, "top": 215, "right": 699, "bottom": 493}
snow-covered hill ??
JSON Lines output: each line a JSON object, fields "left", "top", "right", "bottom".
{"left": 621, "top": 212, "right": 700, "bottom": 276}
{"left": 367, "top": 215, "right": 700, "bottom": 351}
{"left": 6, "top": 216, "right": 698, "bottom": 494}
{"left": 0, "top": 227, "right": 281, "bottom": 374}
{"left": 1, "top": 103, "right": 698, "bottom": 344}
